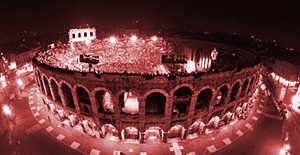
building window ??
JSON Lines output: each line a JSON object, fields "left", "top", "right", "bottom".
{"left": 78, "top": 33, "right": 81, "bottom": 38}
{"left": 84, "top": 32, "right": 87, "bottom": 37}
{"left": 90, "top": 32, "right": 93, "bottom": 37}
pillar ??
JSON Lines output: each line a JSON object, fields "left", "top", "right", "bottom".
{"left": 236, "top": 81, "right": 242, "bottom": 100}
{"left": 187, "top": 93, "right": 197, "bottom": 124}
{"left": 138, "top": 97, "right": 145, "bottom": 130}
{"left": 139, "top": 132, "right": 145, "bottom": 143}
{"left": 89, "top": 93, "right": 98, "bottom": 114}
{"left": 183, "top": 129, "right": 188, "bottom": 139}
{"left": 58, "top": 86, "right": 67, "bottom": 108}
{"left": 209, "top": 91, "right": 218, "bottom": 112}
{"left": 163, "top": 132, "right": 168, "bottom": 143}
{"left": 48, "top": 80, "right": 56, "bottom": 102}
{"left": 71, "top": 89, "right": 81, "bottom": 113}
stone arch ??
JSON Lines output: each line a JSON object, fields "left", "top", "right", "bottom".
{"left": 144, "top": 126, "right": 163, "bottom": 143}
{"left": 215, "top": 84, "right": 229, "bottom": 106}
{"left": 172, "top": 86, "right": 193, "bottom": 117}
{"left": 145, "top": 92, "right": 166, "bottom": 115}
{"left": 75, "top": 85, "right": 92, "bottom": 115}
{"left": 42, "top": 75, "right": 52, "bottom": 98}
{"left": 230, "top": 81, "right": 240, "bottom": 102}
{"left": 170, "top": 83, "right": 194, "bottom": 95}
{"left": 49, "top": 78, "right": 61, "bottom": 104}
{"left": 93, "top": 87, "right": 114, "bottom": 113}
{"left": 118, "top": 89, "right": 140, "bottom": 115}
{"left": 240, "top": 79, "right": 249, "bottom": 97}
{"left": 101, "top": 124, "right": 119, "bottom": 141}
{"left": 121, "top": 126, "right": 139, "bottom": 140}
{"left": 195, "top": 88, "right": 213, "bottom": 111}
{"left": 61, "top": 82, "right": 75, "bottom": 110}
{"left": 167, "top": 124, "right": 185, "bottom": 139}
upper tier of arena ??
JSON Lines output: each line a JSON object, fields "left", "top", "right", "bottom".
{"left": 34, "top": 28, "right": 258, "bottom": 75}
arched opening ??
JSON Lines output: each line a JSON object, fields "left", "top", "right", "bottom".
{"left": 215, "top": 85, "right": 229, "bottom": 106}
{"left": 248, "top": 76, "right": 255, "bottom": 94}
{"left": 121, "top": 127, "right": 139, "bottom": 141}
{"left": 195, "top": 88, "right": 212, "bottom": 111}
{"left": 172, "top": 86, "right": 192, "bottom": 117}
{"left": 50, "top": 79, "right": 61, "bottom": 104}
{"left": 95, "top": 90, "right": 114, "bottom": 113}
{"left": 240, "top": 79, "right": 249, "bottom": 97}
{"left": 167, "top": 125, "right": 185, "bottom": 140}
{"left": 230, "top": 82, "right": 240, "bottom": 102}
{"left": 42, "top": 76, "right": 51, "bottom": 97}
{"left": 144, "top": 126, "right": 163, "bottom": 143}
{"left": 119, "top": 91, "right": 139, "bottom": 115}
{"left": 61, "top": 83, "right": 75, "bottom": 109}
{"left": 101, "top": 124, "right": 119, "bottom": 141}
{"left": 76, "top": 87, "right": 91, "bottom": 115}
{"left": 145, "top": 92, "right": 166, "bottom": 115}
{"left": 38, "top": 72, "right": 45, "bottom": 94}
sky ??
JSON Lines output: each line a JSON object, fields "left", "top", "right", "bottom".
{"left": 0, "top": 0, "right": 299, "bottom": 48}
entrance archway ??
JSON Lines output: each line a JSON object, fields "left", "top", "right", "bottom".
{"left": 240, "top": 79, "right": 249, "bottom": 97}
{"left": 95, "top": 90, "right": 114, "bottom": 113}
{"left": 50, "top": 79, "right": 61, "bottom": 104}
{"left": 195, "top": 88, "right": 212, "bottom": 111}
{"left": 121, "top": 126, "right": 139, "bottom": 140}
{"left": 172, "top": 87, "right": 192, "bottom": 117}
{"left": 119, "top": 91, "right": 139, "bottom": 115}
{"left": 145, "top": 92, "right": 166, "bottom": 115}
{"left": 167, "top": 125, "right": 185, "bottom": 140}
{"left": 230, "top": 82, "right": 240, "bottom": 102}
{"left": 61, "top": 83, "right": 75, "bottom": 110}
{"left": 144, "top": 127, "right": 163, "bottom": 143}
{"left": 101, "top": 124, "right": 119, "bottom": 141}
{"left": 76, "top": 86, "right": 91, "bottom": 115}
{"left": 215, "top": 85, "right": 229, "bottom": 106}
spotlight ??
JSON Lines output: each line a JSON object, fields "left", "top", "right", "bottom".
{"left": 151, "top": 36, "right": 158, "bottom": 41}
{"left": 130, "top": 35, "right": 137, "bottom": 42}
{"left": 109, "top": 36, "right": 117, "bottom": 44}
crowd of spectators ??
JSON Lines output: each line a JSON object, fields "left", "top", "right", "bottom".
{"left": 36, "top": 36, "right": 173, "bottom": 75}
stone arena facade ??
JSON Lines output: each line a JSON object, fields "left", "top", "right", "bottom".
{"left": 32, "top": 57, "right": 262, "bottom": 142}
